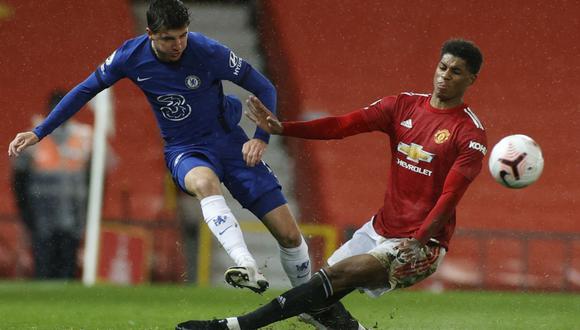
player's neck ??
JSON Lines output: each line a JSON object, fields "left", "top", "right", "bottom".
{"left": 150, "top": 41, "right": 161, "bottom": 59}
{"left": 429, "top": 96, "right": 464, "bottom": 110}
{"left": 150, "top": 41, "right": 173, "bottom": 63}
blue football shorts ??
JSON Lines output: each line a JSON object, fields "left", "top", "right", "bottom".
{"left": 167, "top": 127, "right": 286, "bottom": 219}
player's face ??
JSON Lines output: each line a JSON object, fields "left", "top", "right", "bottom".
{"left": 147, "top": 26, "right": 189, "bottom": 62}
{"left": 432, "top": 54, "right": 476, "bottom": 103}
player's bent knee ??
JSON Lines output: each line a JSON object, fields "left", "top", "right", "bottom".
{"left": 276, "top": 230, "right": 303, "bottom": 248}
{"left": 186, "top": 176, "right": 221, "bottom": 197}
{"left": 322, "top": 266, "right": 352, "bottom": 291}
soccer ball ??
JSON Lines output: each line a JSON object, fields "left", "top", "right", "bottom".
{"left": 488, "top": 134, "right": 544, "bottom": 188}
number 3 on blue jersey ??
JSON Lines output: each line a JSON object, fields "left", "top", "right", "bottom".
{"left": 157, "top": 94, "right": 192, "bottom": 121}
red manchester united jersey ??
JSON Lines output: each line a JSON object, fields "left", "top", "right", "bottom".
{"left": 360, "top": 93, "right": 487, "bottom": 248}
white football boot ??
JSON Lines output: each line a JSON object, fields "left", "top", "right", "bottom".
{"left": 224, "top": 266, "right": 269, "bottom": 294}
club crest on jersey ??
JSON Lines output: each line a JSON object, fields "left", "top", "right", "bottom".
{"left": 434, "top": 129, "right": 451, "bottom": 144}
{"left": 185, "top": 75, "right": 201, "bottom": 90}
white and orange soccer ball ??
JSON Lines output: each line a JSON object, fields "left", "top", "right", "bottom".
{"left": 488, "top": 134, "right": 544, "bottom": 189}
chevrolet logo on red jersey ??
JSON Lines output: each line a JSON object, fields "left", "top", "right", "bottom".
{"left": 397, "top": 142, "right": 434, "bottom": 163}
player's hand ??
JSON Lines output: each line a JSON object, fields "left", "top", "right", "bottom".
{"left": 242, "top": 138, "right": 267, "bottom": 167}
{"left": 395, "top": 238, "right": 425, "bottom": 265}
{"left": 245, "top": 95, "right": 283, "bottom": 135}
{"left": 8, "top": 131, "right": 39, "bottom": 157}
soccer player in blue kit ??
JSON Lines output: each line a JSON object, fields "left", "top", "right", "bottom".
{"left": 8, "top": 0, "right": 311, "bottom": 293}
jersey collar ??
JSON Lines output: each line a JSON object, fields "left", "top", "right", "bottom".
{"left": 425, "top": 95, "right": 466, "bottom": 114}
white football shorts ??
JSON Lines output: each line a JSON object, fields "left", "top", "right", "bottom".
{"left": 327, "top": 217, "right": 446, "bottom": 297}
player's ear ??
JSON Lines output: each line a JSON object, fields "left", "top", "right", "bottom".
{"left": 469, "top": 73, "right": 477, "bottom": 85}
{"left": 146, "top": 28, "right": 153, "bottom": 39}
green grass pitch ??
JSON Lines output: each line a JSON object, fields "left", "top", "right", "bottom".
{"left": 0, "top": 281, "right": 578, "bottom": 329}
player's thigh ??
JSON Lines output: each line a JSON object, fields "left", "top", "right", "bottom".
{"left": 328, "top": 219, "right": 380, "bottom": 266}
{"left": 325, "top": 254, "right": 390, "bottom": 292}
{"left": 172, "top": 153, "right": 223, "bottom": 198}
{"left": 261, "top": 204, "right": 302, "bottom": 248}
{"left": 222, "top": 159, "right": 285, "bottom": 216}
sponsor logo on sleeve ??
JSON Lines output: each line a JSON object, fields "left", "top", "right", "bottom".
{"left": 100, "top": 50, "right": 117, "bottom": 74}
{"left": 468, "top": 140, "right": 487, "bottom": 155}
{"left": 229, "top": 51, "right": 243, "bottom": 76}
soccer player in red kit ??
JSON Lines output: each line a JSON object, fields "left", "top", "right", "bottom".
{"left": 177, "top": 39, "right": 486, "bottom": 330}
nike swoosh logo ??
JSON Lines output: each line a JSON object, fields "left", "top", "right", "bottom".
{"left": 218, "top": 225, "right": 233, "bottom": 235}
{"left": 137, "top": 76, "right": 152, "bottom": 82}
{"left": 297, "top": 273, "right": 310, "bottom": 278}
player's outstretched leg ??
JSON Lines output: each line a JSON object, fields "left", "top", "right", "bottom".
{"left": 278, "top": 236, "right": 311, "bottom": 287}
{"left": 178, "top": 270, "right": 350, "bottom": 329}
{"left": 224, "top": 266, "right": 269, "bottom": 294}
{"left": 261, "top": 205, "right": 312, "bottom": 287}
{"left": 198, "top": 194, "right": 269, "bottom": 293}
{"left": 175, "top": 319, "right": 229, "bottom": 330}
{"left": 299, "top": 302, "right": 367, "bottom": 330}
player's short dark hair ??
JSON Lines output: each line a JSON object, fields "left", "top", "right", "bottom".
{"left": 147, "top": 0, "right": 190, "bottom": 33}
{"left": 440, "top": 39, "right": 483, "bottom": 75}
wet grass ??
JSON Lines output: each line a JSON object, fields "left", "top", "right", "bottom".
{"left": 0, "top": 281, "right": 578, "bottom": 329}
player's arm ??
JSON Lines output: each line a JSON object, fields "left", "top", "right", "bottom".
{"left": 8, "top": 73, "right": 105, "bottom": 157}
{"left": 399, "top": 133, "right": 487, "bottom": 259}
{"left": 236, "top": 66, "right": 276, "bottom": 143}
{"left": 35, "top": 74, "right": 107, "bottom": 139}
{"left": 204, "top": 37, "right": 277, "bottom": 144}
{"left": 415, "top": 131, "right": 488, "bottom": 245}
{"left": 204, "top": 37, "right": 276, "bottom": 166}
{"left": 9, "top": 47, "right": 125, "bottom": 157}
{"left": 246, "top": 95, "right": 393, "bottom": 140}
{"left": 412, "top": 169, "right": 472, "bottom": 244}
{"left": 396, "top": 169, "right": 474, "bottom": 262}
{"left": 236, "top": 67, "right": 276, "bottom": 167}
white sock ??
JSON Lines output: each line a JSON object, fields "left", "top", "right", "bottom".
{"left": 201, "top": 195, "right": 257, "bottom": 268}
{"left": 279, "top": 236, "right": 311, "bottom": 287}
{"left": 225, "top": 317, "right": 241, "bottom": 330}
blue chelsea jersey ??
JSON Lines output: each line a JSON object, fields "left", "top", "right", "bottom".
{"left": 34, "top": 32, "right": 276, "bottom": 149}
{"left": 96, "top": 32, "right": 274, "bottom": 147}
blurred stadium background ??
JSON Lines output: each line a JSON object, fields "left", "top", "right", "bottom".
{"left": 0, "top": 0, "right": 579, "bottom": 298}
